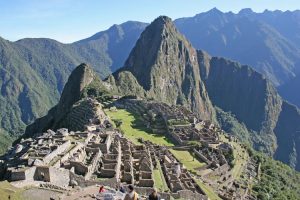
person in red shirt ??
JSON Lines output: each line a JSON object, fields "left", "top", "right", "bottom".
{"left": 99, "top": 185, "right": 105, "bottom": 193}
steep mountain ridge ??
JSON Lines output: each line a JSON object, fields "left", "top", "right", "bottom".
{"left": 197, "top": 50, "right": 300, "bottom": 170}
{"left": 113, "top": 16, "right": 214, "bottom": 120}
{"left": 198, "top": 50, "right": 282, "bottom": 153}
{"left": 24, "top": 63, "right": 101, "bottom": 136}
{"left": 274, "top": 102, "right": 300, "bottom": 170}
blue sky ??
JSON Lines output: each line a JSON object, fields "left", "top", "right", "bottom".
{"left": 0, "top": 0, "right": 299, "bottom": 43}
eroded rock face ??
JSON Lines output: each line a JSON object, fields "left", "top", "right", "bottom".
{"left": 197, "top": 49, "right": 300, "bottom": 170}
{"left": 113, "top": 16, "right": 215, "bottom": 121}
{"left": 274, "top": 102, "right": 300, "bottom": 171}
{"left": 55, "top": 63, "right": 96, "bottom": 123}
{"left": 25, "top": 63, "right": 97, "bottom": 136}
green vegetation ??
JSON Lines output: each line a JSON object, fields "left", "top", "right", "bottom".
{"left": 0, "top": 129, "right": 13, "bottom": 155}
{"left": 216, "top": 107, "right": 276, "bottom": 157}
{"left": 0, "top": 181, "right": 24, "bottom": 200}
{"left": 153, "top": 159, "right": 169, "bottom": 192}
{"left": 216, "top": 107, "right": 253, "bottom": 145}
{"left": 219, "top": 134, "right": 248, "bottom": 179}
{"left": 248, "top": 149, "right": 300, "bottom": 200}
{"left": 0, "top": 22, "right": 146, "bottom": 149}
{"left": 81, "top": 75, "right": 113, "bottom": 104}
{"left": 167, "top": 119, "right": 190, "bottom": 126}
{"left": 169, "top": 149, "right": 205, "bottom": 174}
{"left": 105, "top": 109, "right": 174, "bottom": 146}
{"left": 195, "top": 179, "right": 221, "bottom": 200}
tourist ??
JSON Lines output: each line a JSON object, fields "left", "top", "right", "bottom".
{"left": 115, "top": 183, "right": 126, "bottom": 193}
{"left": 148, "top": 188, "right": 161, "bottom": 200}
{"left": 119, "top": 184, "right": 126, "bottom": 193}
{"left": 124, "top": 185, "right": 139, "bottom": 200}
{"left": 99, "top": 185, "right": 105, "bottom": 193}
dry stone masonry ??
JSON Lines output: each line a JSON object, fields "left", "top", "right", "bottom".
{"left": 0, "top": 97, "right": 260, "bottom": 199}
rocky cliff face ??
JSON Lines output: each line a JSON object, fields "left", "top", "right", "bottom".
{"left": 24, "top": 63, "right": 98, "bottom": 136}
{"left": 198, "top": 50, "right": 300, "bottom": 170}
{"left": 274, "top": 102, "right": 300, "bottom": 170}
{"left": 198, "top": 50, "right": 282, "bottom": 153}
{"left": 113, "top": 16, "right": 215, "bottom": 120}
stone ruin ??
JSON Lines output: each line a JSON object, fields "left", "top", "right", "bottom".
{"left": 115, "top": 99, "right": 221, "bottom": 146}
{"left": 0, "top": 98, "right": 260, "bottom": 199}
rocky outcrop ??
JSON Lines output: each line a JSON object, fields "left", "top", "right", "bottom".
{"left": 274, "top": 102, "right": 300, "bottom": 170}
{"left": 113, "top": 16, "right": 215, "bottom": 120}
{"left": 198, "top": 50, "right": 300, "bottom": 170}
{"left": 24, "top": 63, "right": 97, "bottom": 136}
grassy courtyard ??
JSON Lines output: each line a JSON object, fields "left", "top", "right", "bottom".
{"left": 105, "top": 108, "right": 174, "bottom": 146}
{"left": 195, "top": 179, "right": 222, "bottom": 200}
{"left": 0, "top": 181, "right": 24, "bottom": 200}
{"left": 169, "top": 149, "right": 206, "bottom": 174}
{"left": 169, "top": 149, "right": 220, "bottom": 200}
{"left": 153, "top": 159, "right": 169, "bottom": 192}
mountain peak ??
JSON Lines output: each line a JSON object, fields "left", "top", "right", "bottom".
{"left": 25, "top": 63, "right": 97, "bottom": 135}
{"left": 207, "top": 7, "right": 222, "bottom": 14}
{"left": 114, "top": 16, "right": 214, "bottom": 120}
{"left": 59, "top": 63, "right": 95, "bottom": 106}
{"left": 144, "top": 15, "right": 175, "bottom": 38}
{"left": 152, "top": 15, "right": 173, "bottom": 25}
{"left": 239, "top": 8, "right": 254, "bottom": 15}
{"left": 119, "top": 15, "right": 189, "bottom": 90}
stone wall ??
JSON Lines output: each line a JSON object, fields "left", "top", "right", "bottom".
{"left": 70, "top": 161, "right": 88, "bottom": 176}
{"left": 24, "top": 167, "right": 36, "bottom": 181}
{"left": 10, "top": 167, "right": 36, "bottom": 181}
{"left": 54, "top": 143, "right": 84, "bottom": 168}
{"left": 10, "top": 170, "right": 26, "bottom": 181}
{"left": 139, "top": 179, "right": 154, "bottom": 187}
{"left": 85, "top": 150, "right": 101, "bottom": 180}
{"left": 49, "top": 167, "right": 70, "bottom": 187}
{"left": 172, "top": 190, "right": 208, "bottom": 200}
{"left": 70, "top": 172, "right": 117, "bottom": 188}
{"left": 205, "top": 163, "right": 230, "bottom": 177}
{"left": 193, "top": 149, "right": 211, "bottom": 165}
{"left": 34, "top": 166, "right": 50, "bottom": 182}
{"left": 43, "top": 140, "right": 71, "bottom": 164}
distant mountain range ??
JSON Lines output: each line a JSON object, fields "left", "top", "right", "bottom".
{"left": 1, "top": 9, "right": 300, "bottom": 170}
{"left": 174, "top": 8, "right": 300, "bottom": 106}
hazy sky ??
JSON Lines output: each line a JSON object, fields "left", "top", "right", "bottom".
{"left": 1, "top": 0, "right": 299, "bottom": 43}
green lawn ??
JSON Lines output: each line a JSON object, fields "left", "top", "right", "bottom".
{"left": 105, "top": 109, "right": 174, "bottom": 146}
{"left": 0, "top": 181, "right": 24, "bottom": 200}
{"left": 169, "top": 150, "right": 220, "bottom": 200}
{"left": 169, "top": 149, "right": 206, "bottom": 174}
{"left": 153, "top": 159, "right": 169, "bottom": 192}
{"left": 195, "top": 179, "right": 221, "bottom": 200}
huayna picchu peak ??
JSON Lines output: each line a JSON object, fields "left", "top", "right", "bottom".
{"left": 1, "top": 8, "right": 300, "bottom": 200}
{"left": 113, "top": 16, "right": 215, "bottom": 121}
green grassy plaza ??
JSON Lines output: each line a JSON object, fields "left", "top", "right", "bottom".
{"left": 105, "top": 108, "right": 174, "bottom": 146}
